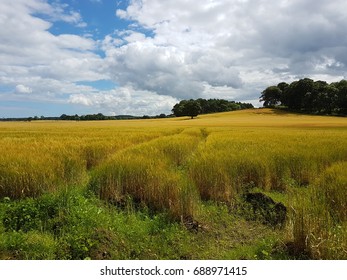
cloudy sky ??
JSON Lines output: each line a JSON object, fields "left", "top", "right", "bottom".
{"left": 1, "top": 0, "right": 346, "bottom": 117}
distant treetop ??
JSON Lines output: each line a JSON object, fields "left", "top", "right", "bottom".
{"left": 260, "top": 78, "right": 347, "bottom": 115}
{"left": 171, "top": 98, "right": 253, "bottom": 118}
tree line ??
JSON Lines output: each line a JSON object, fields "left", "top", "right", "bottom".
{"left": 260, "top": 78, "right": 347, "bottom": 115}
{"left": 1, "top": 114, "right": 161, "bottom": 122}
{"left": 59, "top": 113, "right": 173, "bottom": 121}
{"left": 171, "top": 98, "right": 254, "bottom": 118}
{"left": 1, "top": 99, "right": 254, "bottom": 122}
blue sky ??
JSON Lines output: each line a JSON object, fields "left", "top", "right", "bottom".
{"left": 48, "top": 1, "right": 132, "bottom": 40}
{"left": 1, "top": 0, "right": 347, "bottom": 117}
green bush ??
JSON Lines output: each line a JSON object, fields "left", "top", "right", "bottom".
{"left": 3, "top": 196, "right": 60, "bottom": 232}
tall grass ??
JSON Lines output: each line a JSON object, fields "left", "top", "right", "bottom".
{"left": 0, "top": 142, "right": 86, "bottom": 198}
{"left": 289, "top": 162, "right": 347, "bottom": 259}
{"left": 89, "top": 130, "right": 202, "bottom": 220}
{"left": 188, "top": 129, "right": 347, "bottom": 203}
{"left": 0, "top": 123, "right": 179, "bottom": 198}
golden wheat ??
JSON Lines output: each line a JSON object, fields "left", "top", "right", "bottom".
{"left": 0, "top": 109, "right": 346, "bottom": 258}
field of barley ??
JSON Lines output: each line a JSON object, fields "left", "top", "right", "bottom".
{"left": 0, "top": 108, "right": 346, "bottom": 259}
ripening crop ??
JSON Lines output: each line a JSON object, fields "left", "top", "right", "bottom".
{"left": 0, "top": 109, "right": 346, "bottom": 258}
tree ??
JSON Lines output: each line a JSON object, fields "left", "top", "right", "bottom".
{"left": 335, "top": 80, "right": 347, "bottom": 114}
{"left": 277, "top": 82, "right": 289, "bottom": 93}
{"left": 282, "top": 78, "right": 314, "bottom": 109}
{"left": 316, "top": 84, "right": 338, "bottom": 114}
{"left": 172, "top": 99, "right": 201, "bottom": 118}
{"left": 171, "top": 100, "right": 188, "bottom": 117}
{"left": 60, "top": 114, "right": 68, "bottom": 120}
{"left": 260, "top": 86, "right": 282, "bottom": 107}
{"left": 183, "top": 99, "right": 202, "bottom": 119}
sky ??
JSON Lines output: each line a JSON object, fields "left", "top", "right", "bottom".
{"left": 1, "top": 0, "right": 347, "bottom": 117}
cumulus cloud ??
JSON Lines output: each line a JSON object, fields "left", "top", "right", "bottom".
{"left": 0, "top": 0, "right": 106, "bottom": 102}
{"left": 112, "top": 0, "right": 347, "bottom": 100}
{"left": 102, "top": 41, "right": 203, "bottom": 99}
{"left": 68, "top": 86, "right": 178, "bottom": 116}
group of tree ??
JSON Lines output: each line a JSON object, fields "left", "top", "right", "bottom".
{"left": 60, "top": 113, "right": 111, "bottom": 121}
{"left": 59, "top": 113, "right": 146, "bottom": 121}
{"left": 59, "top": 113, "right": 172, "bottom": 121}
{"left": 260, "top": 78, "right": 347, "bottom": 115}
{"left": 1, "top": 113, "right": 172, "bottom": 122}
{"left": 172, "top": 98, "right": 254, "bottom": 118}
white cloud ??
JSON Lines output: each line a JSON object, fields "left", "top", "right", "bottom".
{"left": 110, "top": 0, "right": 347, "bottom": 102}
{"left": 15, "top": 84, "right": 33, "bottom": 94}
{"left": 68, "top": 86, "right": 178, "bottom": 115}
{"left": 69, "top": 94, "right": 94, "bottom": 106}
{"left": 45, "top": 1, "right": 87, "bottom": 27}
{"left": 0, "top": 0, "right": 106, "bottom": 100}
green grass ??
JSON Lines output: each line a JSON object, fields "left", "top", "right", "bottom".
{"left": 0, "top": 189, "right": 282, "bottom": 260}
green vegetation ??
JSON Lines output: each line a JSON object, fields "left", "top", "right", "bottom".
{"left": 0, "top": 109, "right": 346, "bottom": 259}
{"left": 172, "top": 98, "right": 253, "bottom": 118}
{"left": 260, "top": 78, "right": 347, "bottom": 115}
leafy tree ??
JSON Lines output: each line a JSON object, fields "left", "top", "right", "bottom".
{"left": 260, "top": 78, "right": 347, "bottom": 115}
{"left": 172, "top": 100, "right": 188, "bottom": 117}
{"left": 260, "top": 86, "right": 282, "bottom": 107}
{"left": 60, "top": 114, "right": 68, "bottom": 120}
{"left": 183, "top": 99, "right": 202, "bottom": 119}
{"left": 277, "top": 82, "right": 289, "bottom": 93}
{"left": 282, "top": 78, "right": 314, "bottom": 109}
{"left": 335, "top": 80, "right": 347, "bottom": 114}
{"left": 237, "top": 102, "right": 253, "bottom": 109}
{"left": 172, "top": 98, "right": 252, "bottom": 117}
{"left": 317, "top": 84, "right": 338, "bottom": 114}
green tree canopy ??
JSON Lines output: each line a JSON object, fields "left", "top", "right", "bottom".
{"left": 260, "top": 78, "right": 347, "bottom": 115}
{"left": 172, "top": 98, "right": 253, "bottom": 118}
{"left": 260, "top": 86, "right": 282, "bottom": 107}
{"left": 172, "top": 99, "right": 202, "bottom": 119}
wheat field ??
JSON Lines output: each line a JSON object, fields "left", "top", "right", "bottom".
{"left": 0, "top": 108, "right": 346, "bottom": 259}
